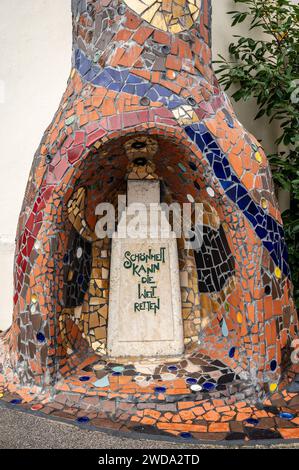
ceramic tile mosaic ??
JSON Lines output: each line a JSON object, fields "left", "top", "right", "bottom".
{"left": 0, "top": 0, "right": 298, "bottom": 443}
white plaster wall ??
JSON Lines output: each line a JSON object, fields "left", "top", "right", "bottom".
{"left": 0, "top": 0, "right": 280, "bottom": 330}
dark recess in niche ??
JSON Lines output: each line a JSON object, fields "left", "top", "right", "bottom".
{"left": 63, "top": 227, "right": 92, "bottom": 308}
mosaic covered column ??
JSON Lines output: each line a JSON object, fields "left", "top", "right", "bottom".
{"left": 0, "top": 0, "right": 297, "bottom": 390}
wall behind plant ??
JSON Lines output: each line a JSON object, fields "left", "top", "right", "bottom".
{"left": 0, "top": 0, "right": 280, "bottom": 330}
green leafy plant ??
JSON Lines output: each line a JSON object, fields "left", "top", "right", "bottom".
{"left": 215, "top": 0, "right": 299, "bottom": 307}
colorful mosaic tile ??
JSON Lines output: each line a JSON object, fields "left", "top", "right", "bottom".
{"left": 0, "top": 0, "right": 298, "bottom": 443}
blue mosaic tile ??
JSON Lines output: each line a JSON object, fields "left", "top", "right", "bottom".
{"left": 270, "top": 360, "right": 277, "bottom": 372}
{"left": 229, "top": 347, "right": 236, "bottom": 358}
{"left": 223, "top": 109, "right": 234, "bottom": 128}
{"left": 135, "top": 83, "right": 151, "bottom": 95}
{"left": 279, "top": 412, "right": 295, "bottom": 420}
{"left": 77, "top": 416, "right": 90, "bottom": 423}
{"left": 94, "top": 70, "right": 113, "bottom": 87}
{"left": 220, "top": 318, "right": 229, "bottom": 337}
{"left": 123, "top": 84, "right": 137, "bottom": 94}
{"left": 10, "top": 399, "right": 22, "bottom": 405}
{"left": 36, "top": 332, "right": 46, "bottom": 343}
{"left": 202, "top": 382, "right": 215, "bottom": 391}
{"left": 245, "top": 418, "right": 259, "bottom": 426}
{"left": 178, "top": 163, "right": 187, "bottom": 173}
{"left": 106, "top": 67, "right": 122, "bottom": 81}
{"left": 93, "top": 376, "right": 110, "bottom": 388}
{"left": 127, "top": 74, "right": 143, "bottom": 84}
{"left": 155, "top": 386, "right": 167, "bottom": 394}
{"left": 180, "top": 432, "right": 192, "bottom": 439}
{"left": 112, "top": 366, "right": 125, "bottom": 373}
{"left": 186, "top": 378, "right": 198, "bottom": 385}
{"left": 75, "top": 49, "right": 185, "bottom": 109}
{"left": 109, "top": 82, "right": 122, "bottom": 92}
{"left": 154, "top": 84, "right": 172, "bottom": 97}
{"left": 168, "top": 98, "right": 184, "bottom": 109}
{"left": 84, "top": 68, "right": 100, "bottom": 82}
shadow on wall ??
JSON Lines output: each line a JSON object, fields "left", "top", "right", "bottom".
{"left": 212, "top": 0, "right": 280, "bottom": 157}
